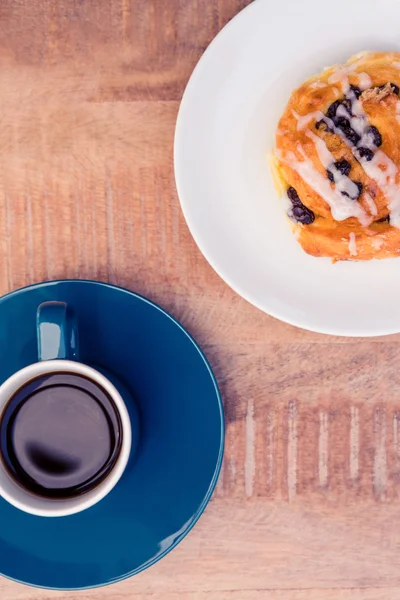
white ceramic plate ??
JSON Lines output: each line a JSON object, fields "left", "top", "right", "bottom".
{"left": 174, "top": 0, "right": 400, "bottom": 337}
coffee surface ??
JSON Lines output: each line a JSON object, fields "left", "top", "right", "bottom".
{"left": 0, "top": 372, "right": 122, "bottom": 498}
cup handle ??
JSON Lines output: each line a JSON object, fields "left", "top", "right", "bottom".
{"left": 36, "top": 301, "right": 79, "bottom": 361}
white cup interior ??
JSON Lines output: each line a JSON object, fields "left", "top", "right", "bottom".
{"left": 0, "top": 360, "right": 132, "bottom": 517}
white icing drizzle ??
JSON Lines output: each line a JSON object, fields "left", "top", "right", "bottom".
{"left": 334, "top": 85, "right": 373, "bottom": 144}
{"left": 371, "top": 236, "right": 384, "bottom": 250}
{"left": 305, "top": 130, "right": 360, "bottom": 199}
{"left": 364, "top": 192, "right": 378, "bottom": 216}
{"left": 279, "top": 147, "right": 370, "bottom": 225}
{"left": 292, "top": 110, "right": 326, "bottom": 131}
{"left": 351, "top": 51, "right": 373, "bottom": 61}
{"left": 328, "top": 67, "right": 372, "bottom": 95}
{"left": 309, "top": 81, "right": 328, "bottom": 89}
{"left": 392, "top": 61, "right": 400, "bottom": 69}
{"left": 322, "top": 92, "right": 400, "bottom": 227}
{"left": 328, "top": 70, "right": 350, "bottom": 94}
{"left": 358, "top": 72, "right": 372, "bottom": 90}
{"left": 336, "top": 103, "right": 365, "bottom": 137}
{"left": 324, "top": 97, "right": 371, "bottom": 149}
{"left": 283, "top": 63, "right": 400, "bottom": 227}
{"left": 348, "top": 232, "right": 357, "bottom": 256}
{"left": 362, "top": 151, "right": 400, "bottom": 228}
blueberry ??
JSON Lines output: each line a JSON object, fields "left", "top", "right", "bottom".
{"left": 326, "top": 100, "right": 341, "bottom": 119}
{"left": 349, "top": 85, "right": 362, "bottom": 99}
{"left": 287, "top": 187, "right": 301, "bottom": 204}
{"left": 358, "top": 147, "right": 374, "bottom": 161}
{"left": 341, "top": 181, "right": 362, "bottom": 200}
{"left": 366, "top": 125, "right": 382, "bottom": 147}
{"left": 335, "top": 116, "right": 361, "bottom": 144}
{"left": 378, "top": 82, "right": 400, "bottom": 95}
{"left": 327, "top": 160, "right": 351, "bottom": 182}
{"left": 335, "top": 159, "right": 352, "bottom": 176}
{"left": 336, "top": 116, "right": 351, "bottom": 130}
{"left": 341, "top": 99, "right": 352, "bottom": 113}
{"left": 316, "top": 119, "right": 333, "bottom": 133}
{"left": 355, "top": 181, "right": 363, "bottom": 197}
{"left": 287, "top": 187, "right": 315, "bottom": 224}
{"left": 292, "top": 204, "right": 315, "bottom": 225}
{"left": 345, "top": 128, "right": 361, "bottom": 146}
{"left": 390, "top": 82, "right": 400, "bottom": 95}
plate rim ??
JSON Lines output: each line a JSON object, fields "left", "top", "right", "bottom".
{"left": 0, "top": 279, "right": 225, "bottom": 590}
{"left": 174, "top": 0, "right": 400, "bottom": 338}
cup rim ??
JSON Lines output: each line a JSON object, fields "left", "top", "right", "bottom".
{"left": 0, "top": 360, "right": 132, "bottom": 517}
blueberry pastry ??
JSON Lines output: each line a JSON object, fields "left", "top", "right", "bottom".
{"left": 273, "top": 51, "right": 400, "bottom": 260}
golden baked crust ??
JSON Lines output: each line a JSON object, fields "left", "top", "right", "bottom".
{"left": 274, "top": 51, "right": 400, "bottom": 260}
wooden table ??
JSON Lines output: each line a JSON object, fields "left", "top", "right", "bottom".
{"left": 1, "top": 1, "right": 400, "bottom": 598}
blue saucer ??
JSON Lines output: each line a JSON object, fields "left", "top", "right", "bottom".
{"left": 0, "top": 280, "right": 224, "bottom": 590}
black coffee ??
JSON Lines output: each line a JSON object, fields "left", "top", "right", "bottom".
{"left": 0, "top": 372, "right": 122, "bottom": 499}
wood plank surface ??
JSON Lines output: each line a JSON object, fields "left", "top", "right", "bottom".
{"left": 1, "top": 0, "right": 400, "bottom": 598}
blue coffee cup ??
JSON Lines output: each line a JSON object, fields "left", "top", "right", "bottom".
{"left": 0, "top": 301, "right": 138, "bottom": 517}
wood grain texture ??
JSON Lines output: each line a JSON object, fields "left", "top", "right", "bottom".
{"left": 1, "top": 0, "right": 400, "bottom": 598}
